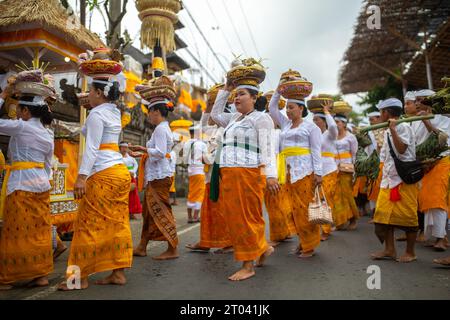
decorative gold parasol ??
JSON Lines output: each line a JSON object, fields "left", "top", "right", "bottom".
{"left": 136, "top": 0, "right": 181, "bottom": 53}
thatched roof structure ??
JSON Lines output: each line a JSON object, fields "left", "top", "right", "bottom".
{"left": 339, "top": 0, "right": 450, "bottom": 94}
{"left": 0, "top": 0, "right": 104, "bottom": 51}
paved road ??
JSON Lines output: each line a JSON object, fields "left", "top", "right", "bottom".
{"left": 1, "top": 200, "right": 449, "bottom": 300}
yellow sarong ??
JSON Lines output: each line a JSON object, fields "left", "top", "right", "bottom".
{"left": 220, "top": 167, "right": 268, "bottom": 261}
{"left": 374, "top": 183, "right": 419, "bottom": 227}
{"left": 67, "top": 164, "right": 132, "bottom": 278}
{"left": 264, "top": 184, "right": 296, "bottom": 242}
{"left": 0, "top": 161, "right": 44, "bottom": 220}
{"left": 286, "top": 174, "right": 321, "bottom": 252}
{"left": 0, "top": 190, "right": 52, "bottom": 284}
{"left": 321, "top": 171, "right": 338, "bottom": 235}
{"left": 187, "top": 174, "right": 206, "bottom": 204}
{"left": 278, "top": 147, "right": 311, "bottom": 185}
{"left": 333, "top": 172, "right": 359, "bottom": 227}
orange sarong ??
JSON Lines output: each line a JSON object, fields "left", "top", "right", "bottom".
{"left": 220, "top": 167, "right": 268, "bottom": 261}
{"left": 199, "top": 183, "right": 232, "bottom": 248}
{"left": 67, "top": 164, "right": 132, "bottom": 278}
{"left": 287, "top": 174, "right": 321, "bottom": 252}
{"left": 141, "top": 177, "right": 178, "bottom": 248}
{"left": 368, "top": 162, "right": 384, "bottom": 201}
{"left": 333, "top": 172, "right": 359, "bottom": 227}
{"left": 264, "top": 184, "right": 296, "bottom": 242}
{"left": 187, "top": 174, "right": 206, "bottom": 205}
{"left": 419, "top": 157, "right": 450, "bottom": 213}
{"left": 169, "top": 173, "right": 176, "bottom": 193}
{"left": 321, "top": 171, "right": 338, "bottom": 235}
{"left": 374, "top": 183, "right": 419, "bottom": 227}
{"left": 0, "top": 190, "right": 52, "bottom": 284}
{"left": 352, "top": 176, "right": 368, "bottom": 197}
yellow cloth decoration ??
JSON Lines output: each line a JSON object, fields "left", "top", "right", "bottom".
{"left": 152, "top": 57, "right": 165, "bottom": 71}
{"left": 0, "top": 161, "right": 44, "bottom": 219}
{"left": 178, "top": 89, "right": 193, "bottom": 111}
{"left": 121, "top": 112, "right": 131, "bottom": 128}
{"left": 277, "top": 147, "right": 311, "bottom": 185}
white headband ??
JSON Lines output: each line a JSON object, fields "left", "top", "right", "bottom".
{"left": 367, "top": 111, "right": 381, "bottom": 118}
{"left": 313, "top": 113, "right": 326, "bottom": 119}
{"left": 148, "top": 99, "right": 170, "bottom": 109}
{"left": 287, "top": 99, "right": 306, "bottom": 107}
{"left": 334, "top": 115, "right": 348, "bottom": 123}
{"left": 119, "top": 143, "right": 129, "bottom": 147}
{"left": 236, "top": 85, "right": 259, "bottom": 92}
{"left": 19, "top": 96, "right": 47, "bottom": 107}
{"left": 92, "top": 79, "right": 115, "bottom": 97}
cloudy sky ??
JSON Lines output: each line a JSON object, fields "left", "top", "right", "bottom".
{"left": 68, "top": 0, "right": 365, "bottom": 110}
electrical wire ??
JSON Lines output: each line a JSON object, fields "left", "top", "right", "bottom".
{"left": 221, "top": 0, "right": 248, "bottom": 56}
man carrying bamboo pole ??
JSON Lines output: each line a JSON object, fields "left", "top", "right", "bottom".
{"left": 371, "top": 98, "right": 419, "bottom": 263}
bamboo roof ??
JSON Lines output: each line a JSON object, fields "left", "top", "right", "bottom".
{"left": 339, "top": 0, "right": 450, "bottom": 94}
{"left": 0, "top": 0, "right": 104, "bottom": 51}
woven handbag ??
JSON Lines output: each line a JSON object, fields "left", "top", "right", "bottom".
{"left": 308, "top": 186, "right": 333, "bottom": 225}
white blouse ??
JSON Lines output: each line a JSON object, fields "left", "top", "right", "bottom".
{"left": 183, "top": 139, "right": 207, "bottom": 176}
{"left": 78, "top": 103, "right": 124, "bottom": 177}
{"left": 211, "top": 90, "right": 277, "bottom": 179}
{"left": 201, "top": 113, "right": 224, "bottom": 184}
{"left": 379, "top": 123, "right": 416, "bottom": 189}
{"left": 321, "top": 113, "right": 338, "bottom": 176}
{"left": 411, "top": 114, "right": 450, "bottom": 157}
{"left": 0, "top": 99, "right": 53, "bottom": 195}
{"left": 269, "top": 91, "right": 322, "bottom": 183}
{"left": 145, "top": 121, "right": 174, "bottom": 183}
{"left": 122, "top": 154, "right": 138, "bottom": 177}
{"left": 335, "top": 132, "right": 358, "bottom": 165}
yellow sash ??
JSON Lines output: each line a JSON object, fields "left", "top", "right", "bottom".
{"left": 321, "top": 152, "right": 335, "bottom": 158}
{"left": 99, "top": 143, "right": 119, "bottom": 152}
{"left": 337, "top": 152, "right": 352, "bottom": 159}
{"left": 0, "top": 161, "right": 45, "bottom": 219}
{"left": 277, "top": 147, "right": 311, "bottom": 185}
{"left": 137, "top": 152, "right": 172, "bottom": 192}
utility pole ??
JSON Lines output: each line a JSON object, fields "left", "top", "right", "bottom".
{"left": 109, "top": 0, "right": 122, "bottom": 49}
{"left": 80, "top": 0, "right": 86, "bottom": 27}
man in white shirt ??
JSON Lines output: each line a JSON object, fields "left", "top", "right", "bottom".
{"left": 371, "top": 98, "right": 419, "bottom": 263}
{"left": 183, "top": 126, "right": 207, "bottom": 223}
{"left": 413, "top": 89, "right": 450, "bottom": 251}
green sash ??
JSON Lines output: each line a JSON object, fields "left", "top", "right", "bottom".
{"left": 209, "top": 141, "right": 260, "bottom": 202}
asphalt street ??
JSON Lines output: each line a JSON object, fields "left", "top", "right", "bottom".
{"left": 1, "top": 200, "right": 449, "bottom": 300}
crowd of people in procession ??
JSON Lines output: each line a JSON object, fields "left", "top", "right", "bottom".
{"left": 0, "top": 51, "right": 449, "bottom": 291}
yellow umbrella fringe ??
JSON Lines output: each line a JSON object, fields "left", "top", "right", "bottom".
{"left": 140, "top": 16, "right": 176, "bottom": 52}
{"left": 136, "top": 0, "right": 181, "bottom": 13}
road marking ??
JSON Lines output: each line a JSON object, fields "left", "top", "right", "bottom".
{"left": 23, "top": 276, "right": 64, "bottom": 300}
{"left": 22, "top": 223, "right": 200, "bottom": 300}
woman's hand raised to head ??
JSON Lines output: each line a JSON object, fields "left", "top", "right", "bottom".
{"left": 224, "top": 78, "right": 236, "bottom": 92}
{"left": 321, "top": 100, "right": 333, "bottom": 114}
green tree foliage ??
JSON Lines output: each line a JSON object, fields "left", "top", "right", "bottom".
{"left": 358, "top": 75, "right": 403, "bottom": 115}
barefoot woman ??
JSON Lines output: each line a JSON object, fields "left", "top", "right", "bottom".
{"left": 186, "top": 84, "right": 232, "bottom": 253}
{"left": 0, "top": 71, "right": 54, "bottom": 290}
{"left": 59, "top": 56, "right": 132, "bottom": 290}
{"left": 133, "top": 76, "right": 179, "bottom": 261}
{"left": 312, "top": 100, "right": 338, "bottom": 241}
{"left": 210, "top": 59, "right": 277, "bottom": 281}
{"left": 269, "top": 74, "right": 323, "bottom": 258}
